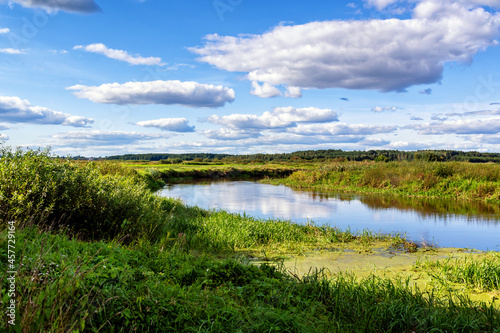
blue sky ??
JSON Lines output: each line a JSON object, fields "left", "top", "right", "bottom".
{"left": 0, "top": 0, "right": 500, "bottom": 157}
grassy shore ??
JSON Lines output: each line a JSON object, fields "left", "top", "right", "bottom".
{"left": 1, "top": 147, "right": 499, "bottom": 332}
{"left": 263, "top": 160, "right": 500, "bottom": 203}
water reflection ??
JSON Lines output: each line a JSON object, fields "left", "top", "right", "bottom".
{"left": 298, "top": 190, "right": 500, "bottom": 223}
{"left": 159, "top": 181, "right": 500, "bottom": 251}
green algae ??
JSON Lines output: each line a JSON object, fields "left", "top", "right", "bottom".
{"left": 257, "top": 245, "right": 500, "bottom": 308}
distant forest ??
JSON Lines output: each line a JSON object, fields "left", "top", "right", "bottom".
{"left": 98, "top": 149, "right": 500, "bottom": 163}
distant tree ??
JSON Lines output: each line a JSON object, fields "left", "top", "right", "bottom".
{"left": 374, "top": 155, "right": 389, "bottom": 162}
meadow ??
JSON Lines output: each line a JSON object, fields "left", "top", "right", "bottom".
{"left": 1, "top": 147, "right": 499, "bottom": 332}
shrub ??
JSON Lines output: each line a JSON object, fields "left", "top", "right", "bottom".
{"left": 0, "top": 146, "right": 169, "bottom": 240}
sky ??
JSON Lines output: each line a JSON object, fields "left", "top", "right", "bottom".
{"left": 0, "top": 0, "right": 500, "bottom": 157}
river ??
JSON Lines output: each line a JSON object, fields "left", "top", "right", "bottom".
{"left": 159, "top": 181, "right": 500, "bottom": 251}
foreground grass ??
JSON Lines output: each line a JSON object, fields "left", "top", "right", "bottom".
{"left": 1, "top": 147, "right": 500, "bottom": 332}
{"left": 2, "top": 226, "right": 499, "bottom": 332}
{"left": 264, "top": 160, "right": 500, "bottom": 203}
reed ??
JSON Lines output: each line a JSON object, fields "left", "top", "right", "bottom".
{"left": 265, "top": 160, "right": 500, "bottom": 203}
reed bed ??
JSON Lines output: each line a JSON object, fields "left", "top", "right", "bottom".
{"left": 265, "top": 160, "right": 500, "bottom": 202}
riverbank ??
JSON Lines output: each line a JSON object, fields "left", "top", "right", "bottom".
{"left": 262, "top": 160, "right": 500, "bottom": 203}
{"left": 1, "top": 147, "right": 499, "bottom": 332}
{"left": 123, "top": 159, "right": 500, "bottom": 203}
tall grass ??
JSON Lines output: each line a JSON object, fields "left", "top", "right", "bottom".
{"left": 266, "top": 160, "right": 500, "bottom": 202}
{"left": 415, "top": 253, "right": 500, "bottom": 292}
{"left": 2, "top": 227, "right": 499, "bottom": 332}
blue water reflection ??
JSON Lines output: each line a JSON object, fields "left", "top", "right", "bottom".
{"left": 159, "top": 181, "right": 500, "bottom": 251}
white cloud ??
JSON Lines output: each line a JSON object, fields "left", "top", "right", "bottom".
{"left": 135, "top": 118, "right": 195, "bottom": 132}
{"left": 284, "top": 86, "right": 302, "bottom": 98}
{"left": 200, "top": 128, "right": 261, "bottom": 140}
{"left": 287, "top": 123, "right": 398, "bottom": 136}
{"left": 207, "top": 107, "right": 338, "bottom": 130}
{"left": 198, "top": 133, "right": 365, "bottom": 146}
{"left": 472, "top": 134, "right": 500, "bottom": 144}
{"left": 67, "top": 80, "right": 235, "bottom": 108}
{"left": 389, "top": 141, "right": 432, "bottom": 150}
{"left": 0, "top": 48, "right": 25, "bottom": 54}
{"left": 360, "top": 138, "right": 391, "bottom": 146}
{"left": 0, "top": 28, "right": 9, "bottom": 34}
{"left": 3, "top": 0, "right": 101, "bottom": 13}
{"left": 74, "top": 43, "right": 165, "bottom": 66}
{"left": 191, "top": 2, "right": 500, "bottom": 94}
{"left": 51, "top": 130, "right": 170, "bottom": 147}
{"left": 0, "top": 96, "right": 93, "bottom": 127}
{"left": 250, "top": 81, "right": 281, "bottom": 98}
{"left": 371, "top": 106, "right": 401, "bottom": 112}
{"left": 406, "top": 116, "right": 500, "bottom": 134}
{"left": 0, "top": 123, "right": 10, "bottom": 130}
{"left": 445, "top": 109, "right": 500, "bottom": 117}
{"left": 365, "top": 0, "right": 401, "bottom": 10}
{"left": 431, "top": 114, "right": 448, "bottom": 121}
{"left": 0, "top": 133, "right": 8, "bottom": 140}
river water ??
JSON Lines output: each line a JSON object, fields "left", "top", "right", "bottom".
{"left": 159, "top": 181, "right": 500, "bottom": 251}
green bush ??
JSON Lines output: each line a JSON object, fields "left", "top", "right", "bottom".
{"left": 0, "top": 146, "right": 171, "bottom": 240}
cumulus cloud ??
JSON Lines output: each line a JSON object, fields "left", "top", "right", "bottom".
{"left": 445, "top": 109, "right": 500, "bottom": 117}
{"left": 406, "top": 116, "right": 500, "bottom": 134}
{"left": 473, "top": 134, "right": 500, "bottom": 144}
{"left": 431, "top": 114, "right": 448, "bottom": 121}
{"left": 67, "top": 80, "right": 235, "bottom": 108}
{"left": 389, "top": 141, "right": 432, "bottom": 150}
{"left": 200, "top": 128, "right": 261, "bottom": 140}
{"left": 207, "top": 107, "right": 338, "bottom": 130}
{"left": 135, "top": 118, "right": 195, "bottom": 132}
{"left": 74, "top": 43, "right": 164, "bottom": 66}
{"left": 51, "top": 130, "right": 169, "bottom": 147}
{"left": 284, "top": 86, "right": 302, "bottom": 98}
{"left": 0, "top": 48, "right": 25, "bottom": 54}
{"left": 0, "top": 96, "right": 93, "bottom": 127}
{"left": 0, "top": 133, "right": 8, "bottom": 140}
{"left": 3, "top": 0, "right": 101, "bottom": 13}
{"left": 181, "top": 132, "right": 367, "bottom": 148}
{"left": 364, "top": 0, "right": 401, "bottom": 10}
{"left": 191, "top": 1, "right": 500, "bottom": 94}
{"left": 287, "top": 123, "right": 398, "bottom": 136}
{"left": 250, "top": 81, "right": 281, "bottom": 98}
{"left": 0, "top": 28, "right": 9, "bottom": 34}
{"left": 360, "top": 138, "right": 392, "bottom": 146}
{"left": 371, "top": 106, "right": 401, "bottom": 112}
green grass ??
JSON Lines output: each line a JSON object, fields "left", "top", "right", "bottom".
{"left": 414, "top": 253, "right": 500, "bottom": 292}
{"left": 1, "top": 146, "right": 500, "bottom": 332}
{"left": 264, "top": 160, "right": 500, "bottom": 203}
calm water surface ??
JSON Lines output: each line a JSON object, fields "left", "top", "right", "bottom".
{"left": 159, "top": 181, "right": 500, "bottom": 251}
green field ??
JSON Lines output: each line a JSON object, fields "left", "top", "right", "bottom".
{"left": 1, "top": 147, "right": 499, "bottom": 332}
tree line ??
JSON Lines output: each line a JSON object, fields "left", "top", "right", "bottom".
{"left": 99, "top": 149, "right": 500, "bottom": 163}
